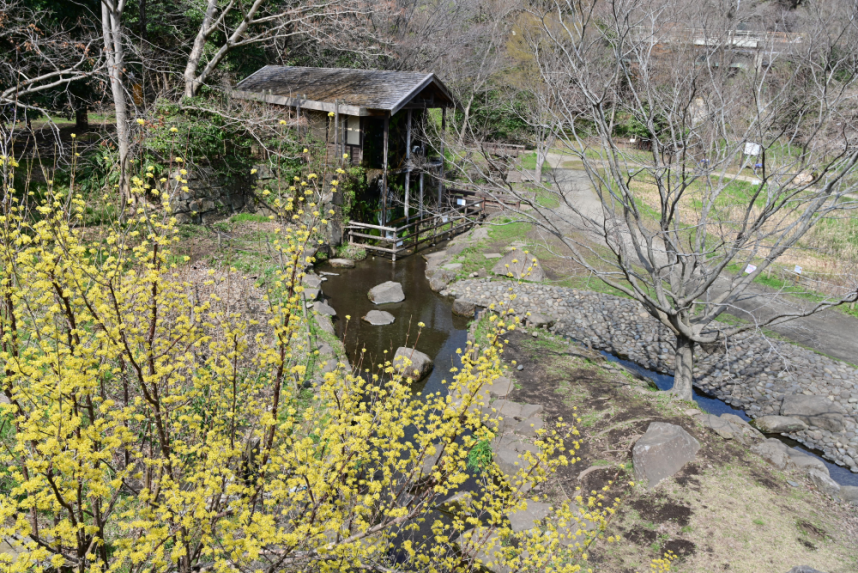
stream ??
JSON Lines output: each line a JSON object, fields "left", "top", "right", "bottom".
{"left": 318, "top": 251, "right": 858, "bottom": 487}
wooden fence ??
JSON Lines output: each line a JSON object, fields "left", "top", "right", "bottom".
{"left": 345, "top": 196, "right": 486, "bottom": 261}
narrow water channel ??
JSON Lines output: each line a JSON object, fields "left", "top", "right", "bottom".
{"left": 317, "top": 252, "right": 857, "bottom": 487}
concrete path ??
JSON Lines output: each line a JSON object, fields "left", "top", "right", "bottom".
{"left": 529, "top": 161, "right": 858, "bottom": 366}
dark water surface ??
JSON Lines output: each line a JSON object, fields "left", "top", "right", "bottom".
{"left": 316, "top": 253, "right": 857, "bottom": 487}
{"left": 317, "top": 253, "right": 469, "bottom": 397}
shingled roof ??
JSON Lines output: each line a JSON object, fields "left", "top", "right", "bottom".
{"left": 233, "top": 65, "right": 455, "bottom": 116}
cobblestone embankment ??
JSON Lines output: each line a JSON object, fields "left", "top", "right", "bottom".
{"left": 444, "top": 279, "right": 858, "bottom": 473}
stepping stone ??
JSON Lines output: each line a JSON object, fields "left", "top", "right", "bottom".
{"left": 316, "top": 315, "right": 335, "bottom": 335}
{"left": 329, "top": 258, "right": 355, "bottom": 268}
{"left": 506, "top": 500, "right": 552, "bottom": 532}
{"left": 513, "top": 416, "right": 544, "bottom": 438}
{"left": 368, "top": 281, "right": 405, "bottom": 304}
{"left": 362, "top": 310, "right": 395, "bottom": 326}
{"left": 632, "top": 422, "right": 700, "bottom": 488}
{"left": 303, "top": 287, "right": 320, "bottom": 301}
{"left": 393, "top": 347, "right": 433, "bottom": 380}
{"left": 492, "top": 434, "right": 541, "bottom": 492}
{"left": 483, "top": 253, "right": 503, "bottom": 259}
{"left": 488, "top": 376, "right": 514, "bottom": 398}
{"left": 452, "top": 298, "right": 476, "bottom": 317}
{"left": 319, "top": 271, "right": 338, "bottom": 276}
{"left": 314, "top": 301, "right": 336, "bottom": 317}
{"left": 441, "top": 263, "right": 462, "bottom": 270}
{"left": 303, "top": 274, "right": 322, "bottom": 288}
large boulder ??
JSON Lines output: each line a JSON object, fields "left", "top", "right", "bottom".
{"left": 491, "top": 251, "right": 546, "bottom": 282}
{"left": 525, "top": 312, "right": 554, "bottom": 329}
{"left": 699, "top": 413, "right": 762, "bottom": 442}
{"left": 632, "top": 422, "right": 701, "bottom": 488}
{"left": 368, "top": 281, "right": 405, "bottom": 304}
{"left": 840, "top": 485, "right": 858, "bottom": 506}
{"left": 393, "top": 347, "right": 434, "bottom": 380}
{"left": 303, "top": 274, "right": 322, "bottom": 289}
{"left": 780, "top": 395, "right": 846, "bottom": 433}
{"left": 329, "top": 258, "right": 355, "bottom": 268}
{"left": 428, "top": 269, "right": 455, "bottom": 292}
{"left": 313, "top": 301, "right": 336, "bottom": 317}
{"left": 786, "top": 449, "right": 828, "bottom": 474}
{"left": 807, "top": 468, "right": 840, "bottom": 498}
{"left": 751, "top": 438, "right": 792, "bottom": 470}
{"left": 753, "top": 415, "right": 808, "bottom": 433}
{"left": 452, "top": 298, "right": 476, "bottom": 317}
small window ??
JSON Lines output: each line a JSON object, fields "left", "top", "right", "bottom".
{"left": 346, "top": 115, "right": 360, "bottom": 146}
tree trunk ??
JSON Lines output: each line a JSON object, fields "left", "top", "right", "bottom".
{"left": 101, "top": 1, "right": 130, "bottom": 200}
{"left": 75, "top": 108, "right": 88, "bottom": 130}
{"left": 671, "top": 334, "right": 695, "bottom": 401}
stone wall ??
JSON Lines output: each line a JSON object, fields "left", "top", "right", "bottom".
{"left": 444, "top": 279, "right": 858, "bottom": 473}
{"left": 169, "top": 165, "right": 250, "bottom": 223}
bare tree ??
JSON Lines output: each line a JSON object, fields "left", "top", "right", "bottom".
{"left": 182, "top": 0, "right": 384, "bottom": 98}
{"left": 0, "top": 0, "right": 103, "bottom": 118}
{"left": 451, "top": 0, "right": 858, "bottom": 400}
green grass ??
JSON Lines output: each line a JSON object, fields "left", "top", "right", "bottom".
{"left": 230, "top": 213, "right": 270, "bottom": 224}
{"left": 519, "top": 152, "right": 553, "bottom": 173}
{"left": 466, "top": 439, "right": 494, "bottom": 473}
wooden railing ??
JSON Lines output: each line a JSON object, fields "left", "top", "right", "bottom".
{"left": 345, "top": 197, "right": 486, "bottom": 261}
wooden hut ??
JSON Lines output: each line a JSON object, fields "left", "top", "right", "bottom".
{"left": 232, "top": 65, "right": 456, "bottom": 223}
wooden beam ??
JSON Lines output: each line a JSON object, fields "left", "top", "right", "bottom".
{"left": 405, "top": 108, "right": 412, "bottom": 219}
{"left": 382, "top": 113, "right": 390, "bottom": 225}
{"left": 439, "top": 107, "right": 446, "bottom": 205}
{"left": 419, "top": 170, "right": 424, "bottom": 217}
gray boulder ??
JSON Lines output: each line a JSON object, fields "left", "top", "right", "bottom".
{"left": 316, "top": 314, "right": 335, "bottom": 335}
{"left": 786, "top": 568, "right": 828, "bottom": 573}
{"left": 362, "top": 310, "right": 395, "bottom": 326}
{"left": 303, "top": 287, "right": 320, "bottom": 301}
{"left": 329, "top": 258, "right": 355, "bottom": 268}
{"left": 751, "top": 438, "right": 791, "bottom": 470}
{"left": 786, "top": 449, "right": 828, "bottom": 475}
{"left": 807, "top": 468, "right": 840, "bottom": 498}
{"left": 506, "top": 500, "right": 552, "bottom": 532}
{"left": 313, "top": 301, "right": 336, "bottom": 317}
{"left": 452, "top": 298, "right": 476, "bottom": 317}
{"left": 753, "top": 415, "right": 808, "bottom": 433}
{"left": 632, "top": 422, "right": 701, "bottom": 488}
{"left": 422, "top": 250, "right": 448, "bottom": 273}
{"left": 492, "top": 434, "right": 540, "bottom": 492}
{"left": 780, "top": 395, "right": 846, "bottom": 433}
{"left": 368, "top": 281, "right": 405, "bottom": 304}
{"left": 840, "top": 485, "right": 858, "bottom": 506}
{"left": 393, "top": 347, "right": 434, "bottom": 381}
{"left": 428, "top": 269, "right": 455, "bottom": 292}
{"left": 491, "top": 251, "right": 546, "bottom": 282}
{"left": 526, "top": 312, "right": 554, "bottom": 328}
{"left": 700, "top": 413, "right": 762, "bottom": 442}
{"left": 303, "top": 274, "right": 322, "bottom": 289}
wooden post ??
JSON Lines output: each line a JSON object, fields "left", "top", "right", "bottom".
{"left": 439, "top": 106, "right": 446, "bottom": 206}
{"left": 334, "top": 99, "right": 339, "bottom": 161}
{"left": 382, "top": 113, "right": 390, "bottom": 226}
{"left": 419, "top": 170, "right": 424, "bottom": 218}
{"left": 405, "top": 109, "right": 412, "bottom": 219}
{"left": 342, "top": 111, "right": 347, "bottom": 160}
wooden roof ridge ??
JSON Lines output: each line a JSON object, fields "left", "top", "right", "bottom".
{"left": 232, "top": 65, "right": 456, "bottom": 115}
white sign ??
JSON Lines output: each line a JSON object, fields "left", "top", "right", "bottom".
{"left": 456, "top": 198, "right": 466, "bottom": 206}
{"left": 396, "top": 240, "right": 403, "bottom": 247}
{"left": 744, "top": 142, "right": 762, "bottom": 156}
{"left": 794, "top": 265, "right": 803, "bottom": 275}
{"left": 442, "top": 216, "right": 448, "bottom": 223}
{"left": 744, "top": 264, "right": 757, "bottom": 274}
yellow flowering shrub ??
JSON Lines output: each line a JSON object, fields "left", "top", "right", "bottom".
{"left": 0, "top": 148, "right": 622, "bottom": 572}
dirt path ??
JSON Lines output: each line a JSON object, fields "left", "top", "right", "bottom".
{"left": 533, "top": 156, "right": 858, "bottom": 366}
